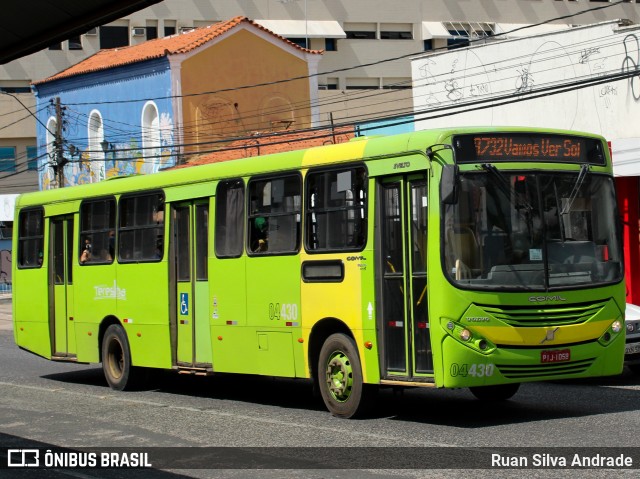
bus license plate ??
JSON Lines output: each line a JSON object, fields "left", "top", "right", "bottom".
{"left": 541, "top": 349, "right": 570, "bottom": 363}
{"left": 625, "top": 342, "right": 640, "bottom": 355}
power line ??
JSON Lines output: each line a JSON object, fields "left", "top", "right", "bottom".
{"left": 57, "top": 0, "right": 628, "bottom": 107}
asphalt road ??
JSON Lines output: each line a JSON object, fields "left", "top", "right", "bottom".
{"left": 2, "top": 297, "right": 640, "bottom": 478}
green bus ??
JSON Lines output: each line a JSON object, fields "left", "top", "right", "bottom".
{"left": 12, "top": 127, "right": 625, "bottom": 418}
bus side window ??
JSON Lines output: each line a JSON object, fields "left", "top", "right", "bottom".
{"left": 17, "top": 208, "right": 44, "bottom": 268}
{"left": 118, "top": 192, "right": 165, "bottom": 262}
{"left": 247, "top": 174, "right": 301, "bottom": 255}
{"left": 215, "top": 179, "right": 244, "bottom": 258}
{"left": 79, "top": 198, "right": 116, "bottom": 265}
{"left": 305, "top": 166, "right": 367, "bottom": 252}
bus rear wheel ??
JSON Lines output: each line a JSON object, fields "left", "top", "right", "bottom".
{"left": 102, "top": 324, "right": 137, "bottom": 391}
{"left": 469, "top": 383, "right": 520, "bottom": 401}
{"left": 318, "top": 333, "right": 366, "bottom": 418}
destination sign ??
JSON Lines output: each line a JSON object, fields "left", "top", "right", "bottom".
{"left": 453, "top": 133, "right": 606, "bottom": 165}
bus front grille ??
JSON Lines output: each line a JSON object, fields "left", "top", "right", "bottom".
{"left": 479, "top": 301, "right": 607, "bottom": 327}
{"left": 496, "top": 358, "right": 595, "bottom": 379}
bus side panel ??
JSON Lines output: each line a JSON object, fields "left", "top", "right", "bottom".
{"left": 300, "top": 249, "right": 379, "bottom": 384}
{"left": 211, "top": 255, "right": 303, "bottom": 377}
{"left": 13, "top": 268, "right": 52, "bottom": 359}
{"left": 210, "top": 254, "right": 247, "bottom": 372}
{"left": 247, "top": 255, "right": 302, "bottom": 377}
{"left": 73, "top": 262, "right": 117, "bottom": 363}
{"left": 116, "top": 263, "right": 172, "bottom": 368}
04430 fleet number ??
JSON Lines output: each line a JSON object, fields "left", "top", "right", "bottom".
{"left": 450, "top": 363, "right": 495, "bottom": 377}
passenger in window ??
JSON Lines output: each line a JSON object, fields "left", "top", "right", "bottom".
{"left": 108, "top": 230, "right": 115, "bottom": 259}
{"left": 80, "top": 237, "right": 92, "bottom": 263}
{"left": 252, "top": 217, "right": 268, "bottom": 252}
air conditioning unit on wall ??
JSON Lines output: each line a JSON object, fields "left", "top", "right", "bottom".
{"left": 132, "top": 27, "right": 146, "bottom": 37}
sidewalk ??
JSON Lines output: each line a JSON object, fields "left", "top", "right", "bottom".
{"left": 0, "top": 295, "right": 12, "bottom": 331}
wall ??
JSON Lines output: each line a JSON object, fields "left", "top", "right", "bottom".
{"left": 180, "top": 28, "right": 316, "bottom": 154}
{"left": 412, "top": 21, "right": 640, "bottom": 142}
{"left": 34, "top": 59, "right": 176, "bottom": 189}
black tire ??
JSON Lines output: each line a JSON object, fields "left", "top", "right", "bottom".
{"left": 469, "top": 383, "right": 520, "bottom": 401}
{"left": 101, "top": 324, "right": 138, "bottom": 391}
{"left": 318, "top": 333, "right": 366, "bottom": 418}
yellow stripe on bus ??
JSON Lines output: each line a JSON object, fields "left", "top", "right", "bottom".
{"left": 302, "top": 138, "right": 369, "bottom": 166}
{"left": 472, "top": 321, "right": 613, "bottom": 347}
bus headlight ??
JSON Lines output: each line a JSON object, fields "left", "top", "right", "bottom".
{"left": 441, "top": 318, "right": 495, "bottom": 354}
{"left": 459, "top": 329, "right": 472, "bottom": 341}
{"left": 612, "top": 320, "right": 622, "bottom": 333}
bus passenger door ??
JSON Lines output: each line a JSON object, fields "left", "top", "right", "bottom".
{"left": 170, "top": 201, "right": 211, "bottom": 369}
{"left": 378, "top": 175, "right": 432, "bottom": 379}
{"left": 49, "top": 215, "right": 75, "bottom": 358}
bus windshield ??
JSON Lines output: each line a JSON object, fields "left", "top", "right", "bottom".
{"left": 443, "top": 170, "right": 622, "bottom": 291}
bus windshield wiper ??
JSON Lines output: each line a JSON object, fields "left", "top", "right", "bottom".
{"left": 560, "top": 163, "right": 589, "bottom": 215}
{"left": 481, "top": 163, "right": 533, "bottom": 211}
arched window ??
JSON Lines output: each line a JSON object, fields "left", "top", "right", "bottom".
{"left": 141, "top": 101, "right": 160, "bottom": 161}
{"left": 88, "top": 110, "right": 104, "bottom": 182}
{"left": 46, "top": 117, "right": 57, "bottom": 163}
{"left": 44, "top": 117, "right": 58, "bottom": 188}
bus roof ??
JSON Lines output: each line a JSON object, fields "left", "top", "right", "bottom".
{"left": 16, "top": 126, "right": 608, "bottom": 209}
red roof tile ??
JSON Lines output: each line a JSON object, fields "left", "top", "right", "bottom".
{"left": 35, "top": 16, "right": 322, "bottom": 85}
{"left": 177, "top": 127, "right": 355, "bottom": 168}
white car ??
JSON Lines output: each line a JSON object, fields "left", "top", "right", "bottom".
{"left": 625, "top": 303, "right": 640, "bottom": 373}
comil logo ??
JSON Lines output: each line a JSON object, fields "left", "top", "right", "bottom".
{"left": 7, "top": 449, "right": 39, "bottom": 467}
{"left": 528, "top": 295, "right": 567, "bottom": 303}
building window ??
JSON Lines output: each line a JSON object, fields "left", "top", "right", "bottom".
{"left": 79, "top": 198, "right": 116, "bottom": 265}
{"left": 215, "top": 179, "right": 244, "bottom": 258}
{"left": 345, "top": 31, "right": 376, "bottom": 39}
{"left": 286, "top": 37, "right": 308, "bottom": 48}
{"left": 141, "top": 101, "right": 160, "bottom": 161}
{"left": 46, "top": 117, "right": 57, "bottom": 168}
{"left": 380, "top": 23, "right": 413, "bottom": 40}
{"left": 0, "top": 86, "right": 30, "bottom": 93}
{"left": 346, "top": 77, "right": 380, "bottom": 90}
{"left": 164, "top": 24, "right": 176, "bottom": 37}
{"left": 48, "top": 42, "right": 62, "bottom": 50}
{"left": 88, "top": 110, "right": 103, "bottom": 179}
{"left": 146, "top": 26, "right": 158, "bottom": 40}
{"left": 382, "top": 78, "right": 412, "bottom": 89}
{"left": 447, "top": 32, "right": 470, "bottom": 49}
{"left": 17, "top": 208, "right": 44, "bottom": 269}
{"left": 424, "top": 39, "right": 433, "bottom": 51}
{"left": 248, "top": 174, "right": 301, "bottom": 255}
{"left": 68, "top": 35, "right": 82, "bottom": 50}
{"left": 305, "top": 166, "right": 367, "bottom": 252}
{"left": 344, "top": 22, "right": 376, "bottom": 39}
{"left": 99, "top": 26, "right": 129, "bottom": 49}
{"left": 0, "top": 147, "right": 16, "bottom": 172}
{"left": 26, "top": 146, "right": 38, "bottom": 170}
{"left": 118, "top": 192, "right": 164, "bottom": 262}
{"left": 325, "top": 38, "right": 337, "bottom": 51}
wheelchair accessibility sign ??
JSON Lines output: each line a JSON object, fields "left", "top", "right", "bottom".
{"left": 180, "top": 293, "right": 189, "bottom": 315}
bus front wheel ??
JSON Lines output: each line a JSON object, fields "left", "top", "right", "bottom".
{"left": 469, "top": 383, "right": 520, "bottom": 401}
{"left": 101, "top": 324, "right": 137, "bottom": 390}
{"left": 318, "top": 333, "right": 366, "bottom": 418}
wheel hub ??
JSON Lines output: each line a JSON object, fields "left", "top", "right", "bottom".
{"left": 325, "top": 351, "right": 353, "bottom": 402}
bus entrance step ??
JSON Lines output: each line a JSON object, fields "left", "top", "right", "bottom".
{"left": 51, "top": 355, "right": 78, "bottom": 362}
{"left": 177, "top": 366, "right": 211, "bottom": 376}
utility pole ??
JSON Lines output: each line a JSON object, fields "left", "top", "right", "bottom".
{"left": 53, "top": 97, "right": 67, "bottom": 188}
